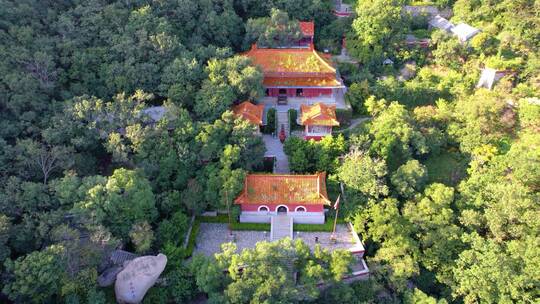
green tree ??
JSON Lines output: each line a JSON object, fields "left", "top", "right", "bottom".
{"left": 365, "top": 97, "right": 428, "bottom": 169}
{"left": 3, "top": 245, "right": 65, "bottom": 303}
{"left": 244, "top": 8, "right": 302, "bottom": 48}
{"left": 346, "top": 81, "right": 371, "bottom": 114}
{"left": 195, "top": 81, "right": 237, "bottom": 122}
{"left": 338, "top": 150, "right": 389, "bottom": 199}
{"left": 190, "top": 243, "right": 235, "bottom": 300}
{"left": 403, "top": 184, "right": 463, "bottom": 288}
{"left": 390, "top": 159, "right": 428, "bottom": 199}
{"left": 15, "top": 139, "right": 74, "bottom": 184}
{"left": 431, "top": 31, "right": 469, "bottom": 70}
{"left": 452, "top": 233, "right": 539, "bottom": 304}
{"left": 0, "top": 214, "right": 11, "bottom": 264}
{"left": 354, "top": 198, "right": 419, "bottom": 291}
{"left": 448, "top": 90, "right": 515, "bottom": 154}
{"left": 349, "top": 0, "right": 407, "bottom": 66}
{"left": 129, "top": 221, "right": 154, "bottom": 253}
{"left": 156, "top": 211, "right": 189, "bottom": 248}
{"left": 158, "top": 57, "right": 204, "bottom": 108}
{"left": 74, "top": 168, "right": 157, "bottom": 239}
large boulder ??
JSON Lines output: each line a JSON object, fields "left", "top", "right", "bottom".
{"left": 114, "top": 254, "right": 167, "bottom": 304}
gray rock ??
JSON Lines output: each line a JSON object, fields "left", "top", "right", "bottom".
{"left": 115, "top": 254, "right": 167, "bottom": 304}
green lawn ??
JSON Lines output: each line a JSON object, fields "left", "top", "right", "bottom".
{"left": 424, "top": 150, "right": 469, "bottom": 186}
{"left": 197, "top": 214, "right": 344, "bottom": 231}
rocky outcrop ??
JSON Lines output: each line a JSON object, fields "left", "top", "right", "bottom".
{"left": 114, "top": 254, "right": 167, "bottom": 304}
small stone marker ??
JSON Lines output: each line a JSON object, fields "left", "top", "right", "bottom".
{"left": 115, "top": 254, "right": 167, "bottom": 304}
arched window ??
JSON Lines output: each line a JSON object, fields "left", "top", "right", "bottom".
{"left": 295, "top": 206, "right": 306, "bottom": 212}
{"left": 258, "top": 206, "right": 269, "bottom": 212}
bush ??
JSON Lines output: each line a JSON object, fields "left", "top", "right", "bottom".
{"left": 185, "top": 219, "right": 200, "bottom": 257}
{"left": 263, "top": 108, "right": 276, "bottom": 134}
{"left": 198, "top": 214, "right": 228, "bottom": 223}
{"left": 157, "top": 212, "right": 190, "bottom": 248}
{"left": 288, "top": 109, "right": 302, "bottom": 131}
{"left": 231, "top": 222, "right": 270, "bottom": 231}
{"left": 197, "top": 214, "right": 270, "bottom": 230}
{"left": 345, "top": 81, "right": 370, "bottom": 114}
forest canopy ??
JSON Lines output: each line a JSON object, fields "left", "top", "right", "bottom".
{"left": 0, "top": 0, "right": 539, "bottom": 303}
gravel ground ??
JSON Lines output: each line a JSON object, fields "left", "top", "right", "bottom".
{"left": 193, "top": 223, "right": 359, "bottom": 256}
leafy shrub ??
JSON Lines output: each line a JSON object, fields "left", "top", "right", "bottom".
{"left": 288, "top": 109, "right": 302, "bottom": 131}
{"left": 263, "top": 108, "right": 276, "bottom": 134}
{"left": 231, "top": 222, "right": 270, "bottom": 231}
{"left": 185, "top": 219, "right": 200, "bottom": 258}
{"left": 157, "top": 212, "right": 190, "bottom": 248}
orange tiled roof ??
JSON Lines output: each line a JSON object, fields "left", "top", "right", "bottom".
{"left": 243, "top": 46, "right": 343, "bottom": 88}
{"left": 233, "top": 101, "right": 264, "bottom": 126}
{"left": 299, "top": 21, "right": 315, "bottom": 37}
{"left": 235, "top": 173, "right": 331, "bottom": 205}
{"left": 264, "top": 76, "right": 342, "bottom": 87}
{"left": 300, "top": 103, "right": 340, "bottom": 126}
{"left": 244, "top": 47, "right": 336, "bottom": 75}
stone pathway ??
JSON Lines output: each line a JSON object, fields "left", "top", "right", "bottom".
{"left": 271, "top": 215, "right": 293, "bottom": 240}
{"left": 262, "top": 135, "right": 289, "bottom": 173}
{"left": 277, "top": 110, "right": 290, "bottom": 136}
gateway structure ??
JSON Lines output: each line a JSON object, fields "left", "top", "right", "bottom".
{"left": 235, "top": 173, "right": 330, "bottom": 224}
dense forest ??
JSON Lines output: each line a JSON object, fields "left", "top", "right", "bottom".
{"left": 0, "top": 0, "right": 538, "bottom": 303}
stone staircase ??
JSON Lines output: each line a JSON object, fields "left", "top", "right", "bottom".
{"left": 277, "top": 110, "right": 290, "bottom": 136}
{"left": 270, "top": 215, "right": 293, "bottom": 241}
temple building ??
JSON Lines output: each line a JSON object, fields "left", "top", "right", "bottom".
{"left": 243, "top": 21, "right": 345, "bottom": 107}
{"left": 244, "top": 45, "right": 344, "bottom": 102}
{"left": 300, "top": 103, "right": 340, "bottom": 140}
{"left": 235, "top": 173, "right": 330, "bottom": 224}
{"left": 232, "top": 101, "right": 265, "bottom": 132}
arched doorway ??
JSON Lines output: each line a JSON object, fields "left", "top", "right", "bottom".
{"left": 277, "top": 206, "right": 288, "bottom": 214}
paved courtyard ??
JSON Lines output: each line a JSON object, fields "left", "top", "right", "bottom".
{"left": 193, "top": 223, "right": 362, "bottom": 256}
{"left": 262, "top": 134, "right": 289, "bottom": 173}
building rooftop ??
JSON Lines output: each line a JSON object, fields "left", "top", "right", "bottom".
{"left": 235, "top": 173, "right": 331, "bottom": 205}
{"left": 451, "top": 23, "right": 480, "bottom": 42}
{"left": 243, "top": 46, "right": 342, "bottom": 88}
{"left": 300, "top": 103, "right": 340, "bottom": 126}
{"left": 233, "top": 101, "right": 265, "bottom": 126}
{"left": 244, "top": 46, "right": 336, "bottom": 75}
{"left": 429, "top": 15, "right": 454, "bottom": 32}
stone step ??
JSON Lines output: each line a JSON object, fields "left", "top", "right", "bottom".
{"left": 270, "top": 215, "right": 293, "bottom": 241}
{"left": 277, "top": 111, "right": 290, "bottom": 136}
